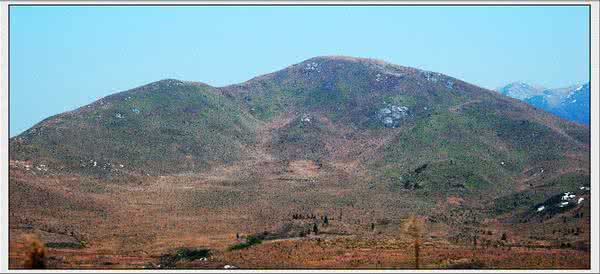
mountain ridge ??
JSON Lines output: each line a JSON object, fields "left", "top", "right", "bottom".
{"left": 11, "top": 56, "right": 589, "bottom": 177}
{"left": 9, "top": 56, "right": 591, "bottom": 268}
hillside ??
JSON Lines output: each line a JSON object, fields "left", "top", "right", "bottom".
{"left": 9, "top": 56, "right": 591, "bottom": 269}
{"left": 10, "top": 79, "right": 260, "bottom": 175}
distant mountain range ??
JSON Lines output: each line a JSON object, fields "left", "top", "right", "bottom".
{"left": 496, "top": 82, "right": 590, "bottom": 125}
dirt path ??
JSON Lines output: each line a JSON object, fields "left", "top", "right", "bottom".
{"left": 448, "top": 100, "right": 482, "bottom": 113}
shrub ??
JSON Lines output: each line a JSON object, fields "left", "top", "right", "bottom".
{"left": 227, "top": 236, "right": 262, "bottom": 251}
{"left": 23, "top": 234, "right": 46, "bottom": 269}
{"left": 45, "top": 242, "right": 84, "bottom": 249}
{"left": 159, "top": 248, "right": 210, "bottom": 268}
{"left": 446, "top": 258, "right": 486, "bottom": 269}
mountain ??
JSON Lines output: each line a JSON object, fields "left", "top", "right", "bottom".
{"left": 496, "top": 81, "right": 545, "bottom": 100}
{"left": 9, "top": 56, "right": 591, "bottom": 268}
{"left": 10, "top": 54, "right": 591, "bottom": 207}
{"left": 525, "top": 83, "right": 590, "bottom": 125}
{"left": 497, "top": 82, "right": 590, "bottom": 125}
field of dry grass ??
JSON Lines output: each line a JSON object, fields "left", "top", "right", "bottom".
{"left": 10, "top": 228, "right": 589, "bottom": 269}
{"left": 8, "top": 155, "right": 590, "bottom": 269}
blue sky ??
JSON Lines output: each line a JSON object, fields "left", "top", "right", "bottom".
{"left": 10, "top": 5, "right": 590, "bottom": 136}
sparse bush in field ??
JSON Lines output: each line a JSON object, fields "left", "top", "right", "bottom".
{"left": 227, "top": 236, "right": 262, "bottom": 251}
{"left": 45, "top": 242, "right": 84, "bottom": 249}
{"left": 560, "top": 242, "right": 572, "bottom": 248}
{"left": 23, "top": 234, "right": 46, "bottom": 269}
{"left": 445, "top": 258, "right": 486, "bottom": 269}
{"left": 159, "top": 248, "right": 210, "bottom": 268}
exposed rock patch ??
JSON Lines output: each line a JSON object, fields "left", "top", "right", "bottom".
{"left": 377, "top": 105, "right": 409, "bottom": 128}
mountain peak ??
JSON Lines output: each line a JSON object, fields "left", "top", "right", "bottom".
{"left": 226, "top": 55, "right": 459, "bottom": 97}
{"left": 504, "top": 81, "right": 544, "bottom": 90}
{"left": 305, "top": 55, "right": 390, "bottom": 65}
{"left": 496, "top": 81, "right": 545, "bottom": 100}
{"left": 148, "top": 78, "right": 212, "bottom": 88}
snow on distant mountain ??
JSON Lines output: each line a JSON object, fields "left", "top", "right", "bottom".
{"left": 495, "top": 81, "right": 545, "bottom": 100}
{"left": 497, "top": 82, "right": 589, "bottom": 125}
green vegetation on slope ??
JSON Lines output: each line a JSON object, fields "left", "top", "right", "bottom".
{"left": 10, "top": 80, "right": 259, "bottom": 174}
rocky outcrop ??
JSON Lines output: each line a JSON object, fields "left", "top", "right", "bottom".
{"left": 377, "top": 105, "right": 409, "bottom": 128}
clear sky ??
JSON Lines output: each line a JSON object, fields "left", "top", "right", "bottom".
{"left": 9, "top": 5, "right": 590, "bottom": 136}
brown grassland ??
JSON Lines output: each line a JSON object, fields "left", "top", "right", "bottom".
{"left": 8, "top": 154, "right": 590, "bottom": 269}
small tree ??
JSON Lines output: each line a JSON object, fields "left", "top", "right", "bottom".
{"left": 313, "top": 223, "right": 319, "bottom": 235}
{"left": 371, "top": 223, "right": 375, "bottom": 231}
{"left": 404, "top": 215, "right": 424, "bottom": 269}
{"left": 324, "top": 216, "right": 329, "bottom": 225}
